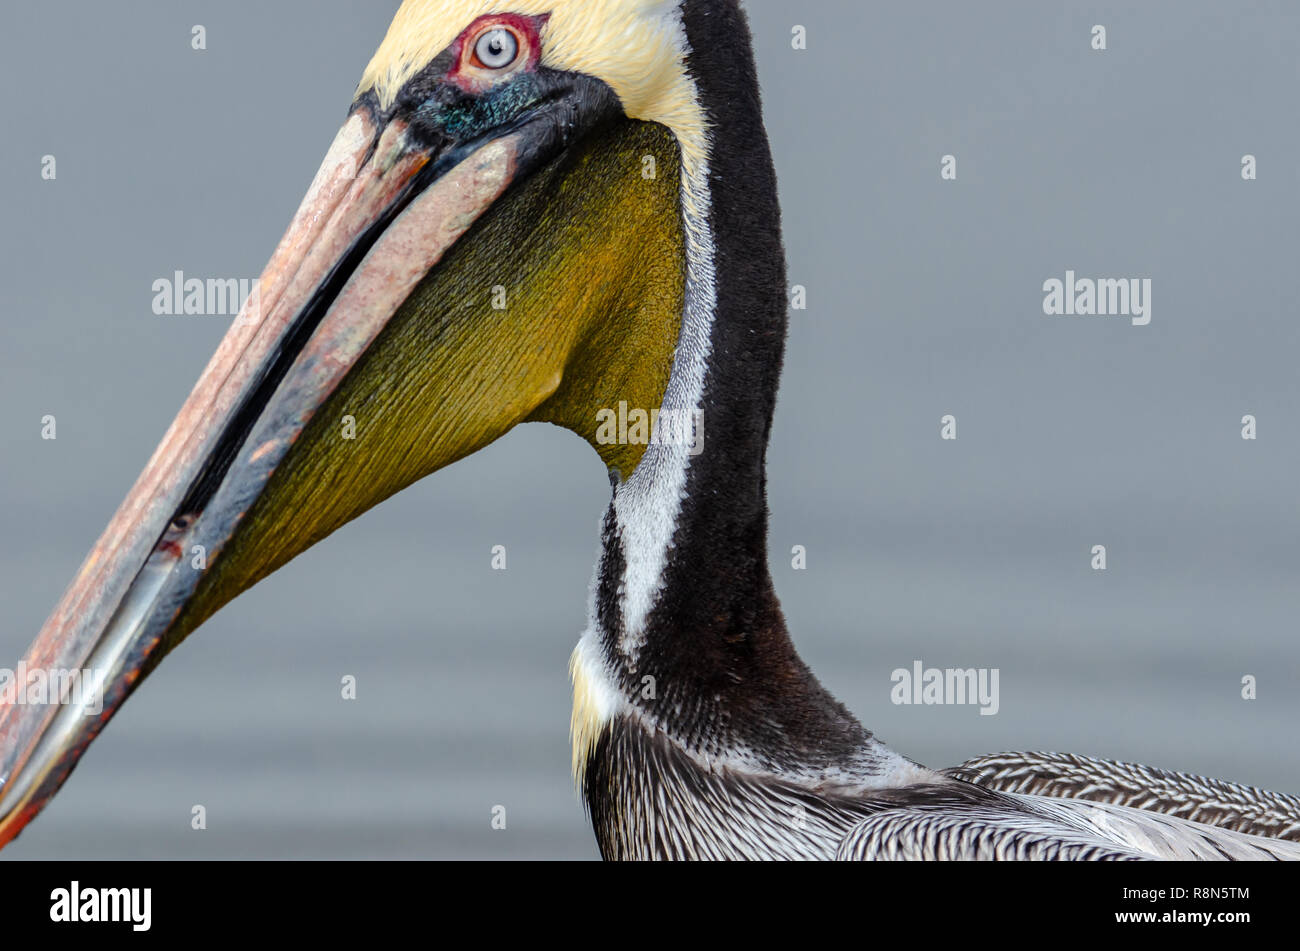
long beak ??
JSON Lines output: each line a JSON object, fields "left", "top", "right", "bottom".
{"left": 0, "top": 102, "right": 550, "bottom": 847}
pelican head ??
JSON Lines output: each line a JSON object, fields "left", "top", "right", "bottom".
{"left": 0, "top": 0, "right": 770, "bottom": 847}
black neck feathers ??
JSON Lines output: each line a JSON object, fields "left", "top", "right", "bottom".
{"left": 594, "top": 0, "right": 878, "bottom": 776}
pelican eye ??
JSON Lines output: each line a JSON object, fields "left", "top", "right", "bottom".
{"left": 474, "top": 28, "right": 520, "bottom": 70}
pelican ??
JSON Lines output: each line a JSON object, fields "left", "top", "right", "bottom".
{"left": 1, "top": 0, "right": 1297, "bottom": 860}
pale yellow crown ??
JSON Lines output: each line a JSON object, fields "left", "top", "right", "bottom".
{"left": 358, "top": 0, "right": 709, "bottom": 177}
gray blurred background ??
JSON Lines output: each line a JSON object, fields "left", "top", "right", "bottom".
{"left": 1, "top": 1, "right": 1297, "bottom": 859}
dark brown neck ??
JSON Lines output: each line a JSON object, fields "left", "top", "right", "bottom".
{"left": 591, "top": 0, "right": 881, "bottom": 778}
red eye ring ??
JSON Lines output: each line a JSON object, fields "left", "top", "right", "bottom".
{"left": 448, "top": 13, "right": 547, "bottom": 89}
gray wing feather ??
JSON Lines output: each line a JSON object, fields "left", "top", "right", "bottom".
{"left": 837, "top": 790, "right": 1300, "bottom": 860}
{"left": 835, "top": 806, "right": 1147, "bottom": 861}
{"left": 948, "top": 751, "right": 1300, "bottom": 842}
